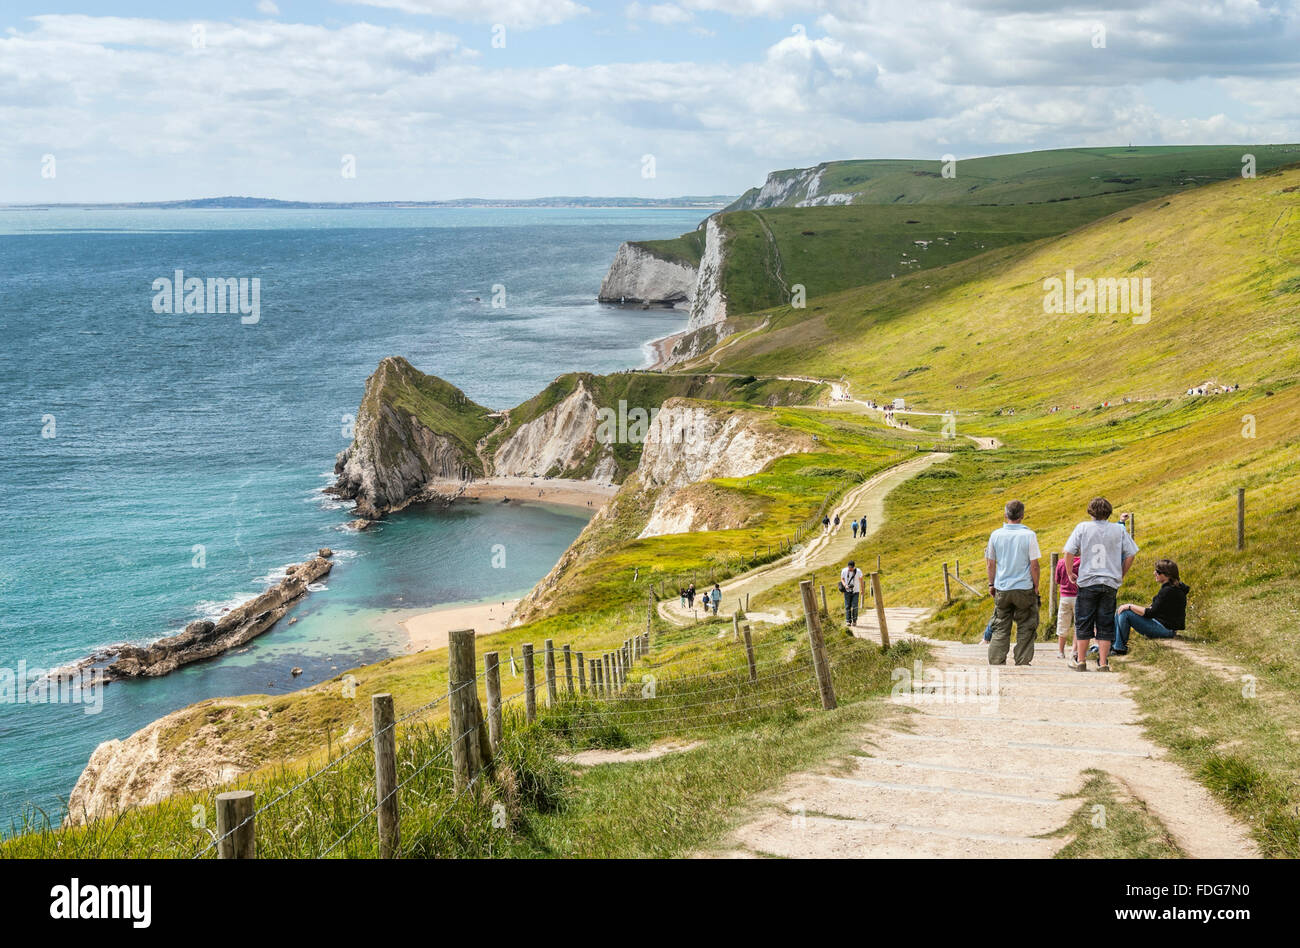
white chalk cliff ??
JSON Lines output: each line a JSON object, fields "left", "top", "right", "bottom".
{"left": 492, "top": 378, "right": 614, "bottom": 479}
{"left": 687, "top": 217, "right": 728, "bottom": 330}
{"left": 598, "top": 242, "right": 698, "bottom": 306}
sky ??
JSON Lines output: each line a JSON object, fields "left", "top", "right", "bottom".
{"left": 2, "top": 0, "right": 1298, "bottom": 202}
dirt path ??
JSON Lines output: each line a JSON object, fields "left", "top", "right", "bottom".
{"left": 709, "top": 631, "right": 1259, "bottom": 859}
{"left": 659, "top": 453, "right": 950, "bottom": 627}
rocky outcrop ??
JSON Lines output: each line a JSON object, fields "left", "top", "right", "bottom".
{"left": 66, "top": 700, "right": 253, "bottom": 825}
{"left": 492, "top": 378, "right": 611, "bottom": 478}
{"left": 687, "top": 217, "right": 727, "bottom": 329}
{"left": 328, "top": 356, "right": 492, "bottom": 519}
{"left": 598, "top": 242, "right": 698, "bottom": 307}
{"left": 106, "top": 551, "right": 333, "bottom": 679}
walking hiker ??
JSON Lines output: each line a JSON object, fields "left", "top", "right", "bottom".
{"left": 686, "top": 584, "right": 696, "bottom": 608}
{"left": 833, "top": 514, "right": 841, "bottom": 531}
{"left": 1112, "top": 558, "right": 1187, "bottom": 654}
{"left": 839, "top": 560, "right": 862, "bottom": 631}
{"left": 680, "top": 587, "right": 687, "bottom": 609}
{"left": 985, "top": 499, "right": 1041, "bottom": 666}
{"left": 1054, "top": 554, "right": 1081, "bottom": 659}
{"left": 851, "top": 520, "right": 859, "bottom": 539}
{"left": 859, "top": 515, "right": 867, "bottom": 536}
{"left": 709, "top": 583, "right": 722, "bottom": 615}
{"left": 1063, "top": 497, "right": 1139, "bottom": 671}
{"left": 822, "top": 515, "right": 831, "bottom": 532}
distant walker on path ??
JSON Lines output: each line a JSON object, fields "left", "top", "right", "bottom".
{"left": 985, "top": 499, "right": 1041, "bottom": 666}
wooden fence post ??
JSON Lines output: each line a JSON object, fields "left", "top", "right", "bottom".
{"left": 543, "top": 639, "right": 557, "bottom": 708}
{"left": 522, "top": 643, "right": 536, "bottom": 723}
{"left": 942, "top": 563, "right": 952, "bottom": 604}
{"left": 216, "top": 790, "right": 256, "bottom": 859}
{"left": 590, "top": 658, "right": 600, "bottom": 697}
{"left": 448, "top": 628, "right": 484, "bottom": 791}
{"left": 484, "top": 653, "right": 503, "bottom": 753}
{"left": 563, "top": 644, "right": 574, "bottom": 695}
{"left": 372, "top": 693, "right": 399, "bottom": 858}
{"left": 742, "top": 624, "right": 757, "bottom": 682}
{"left": 603, "top": 654, "right": 612, "bottom": 696}
{"left": 870, "top": 572, "right": 890, "bottom": 649}
{"left": 799, "top": 580, "right": 837, "bottom": 710}
{"left": 576, "top": 651, "right": 586, "bottom": 694}
{"left": 1237, "top": 488, "right": 1246, "bottom": 551}
{"left": 745, "top": 592, "right": 750, "bottom": 611}
{"left": 732, "top": 612, "right": 740, "bottom": 640}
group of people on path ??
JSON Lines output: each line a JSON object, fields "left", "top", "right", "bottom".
{"left": 983, "top": 497, "right": 1189, "bottom": 669}
{"left": 823, "top": 513, "right": 868, "bottom": 537}
{"left": 679, "top": 582, "right": 723, "bottom": 615}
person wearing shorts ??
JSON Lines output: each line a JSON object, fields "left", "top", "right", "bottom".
{"left": 1054, "top": 554, "right": 1080, "bottom": 659}
{"left": 1063, "top": 498, "right": 1138, "bottom": 671}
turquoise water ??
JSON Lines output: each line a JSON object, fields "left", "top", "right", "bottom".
{"left": 0, "top": 206, "right": 701, "bottom": 826}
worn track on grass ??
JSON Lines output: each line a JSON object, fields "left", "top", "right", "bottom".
{"left": 658, "top": 452, "right": 950, "bottom": 627}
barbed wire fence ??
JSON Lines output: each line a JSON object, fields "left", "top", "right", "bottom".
{"left": 192, "top": 577, "right": 886, "bottom": 859}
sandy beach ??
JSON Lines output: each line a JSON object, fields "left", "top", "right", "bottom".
{"left": 401, "top": 598, "right": 522, "bottom": 653}
{"left": 456, "top": 475, "right": 617, "bottom": 509}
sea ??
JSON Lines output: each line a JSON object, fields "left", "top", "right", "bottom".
{"left": 0, "top": 205, "right": 704, "bottom": 829}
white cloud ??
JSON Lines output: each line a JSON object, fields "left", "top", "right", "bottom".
{"left": 625, "top": 3, "right": 695, "bottom": 27}
{"left": 1, "top": 4, "right": 1296, "bottom": 203}
{"left": 344, "top": 0, "right": 590, "bottom": 28}
{"left": 256, "top": 0, "right": 280, "bottom": 15}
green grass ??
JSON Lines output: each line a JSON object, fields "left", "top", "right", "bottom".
{"left": 630, "top": 229, "right": 706, "bottom": 268}
{"left": 1049, "top": 770, "right": 1186, "bottom": 859}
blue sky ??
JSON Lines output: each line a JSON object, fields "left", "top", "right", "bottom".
{"left": 2, "top": 1, "right": 1297, "bottom": 202}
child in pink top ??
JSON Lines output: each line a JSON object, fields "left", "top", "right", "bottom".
{"left": 1054, "top": 555, "right": 1081, "bottom": 657}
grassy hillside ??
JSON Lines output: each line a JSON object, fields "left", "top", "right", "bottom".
{"left": 699, "top": 165, "right": 1300, "bottom": 406}
{"left": 714, "top": 194, "right": 1153, "bottom": 314}
{"left": 727, "top": 144, "right": 1300, "bottom": 210}
{"left": 629, "top": 228, "right": 706, "bottom": 268}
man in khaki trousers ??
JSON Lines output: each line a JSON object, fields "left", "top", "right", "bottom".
{"left": 985, "top": 499, "right": 1041, "bottom": 665}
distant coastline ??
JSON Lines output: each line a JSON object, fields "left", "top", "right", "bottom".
{"left": 1, "top": 195, "right": 734, "bottom": 211}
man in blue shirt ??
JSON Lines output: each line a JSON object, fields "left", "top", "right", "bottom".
{"left": 985, "top": 499, "right": 1041, "bottom": 665}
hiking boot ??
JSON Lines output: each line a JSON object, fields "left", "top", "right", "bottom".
{"left": 1111, "top": 647, "right": 1129, "bottom": 656}
{"left": 1071, "top": 660, "right": 1088, "bottom": 671}
{"left": 1095, "top": 664, "right": 1112, "bottom": 672}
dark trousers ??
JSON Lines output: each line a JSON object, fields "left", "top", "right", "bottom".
{"left": 843, "top": 590, "right": 860, "bottom": 626}
{"left": 1075, "top": 584, "right": 1117, "bottom": 641}
{"left": 988, "top": 587, "right": 1038, "bottom": 665}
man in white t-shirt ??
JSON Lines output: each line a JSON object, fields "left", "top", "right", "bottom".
{"left": 985, "top": 499, "right": 1041, "bottom": 665}
{"left": 839, "top": 560, "right": 863, "bottom": 631}
{"left": 1063, "top": 496, "right": 1139, "bottom": 671}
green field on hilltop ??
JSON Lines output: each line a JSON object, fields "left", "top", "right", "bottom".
{"left": 697, "top": 166, "right": 1300, "bottom": 409}
{"left": 727, "top": 144, "right": 1300, "bottom": 210}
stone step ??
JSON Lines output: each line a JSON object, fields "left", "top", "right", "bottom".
{"left": 729, "top": 810, "right": 1059, "bottom": 859}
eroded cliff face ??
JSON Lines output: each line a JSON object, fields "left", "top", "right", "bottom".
{"left": 328, "top": 357, "right": 490, "bottom": 518}
{"left": 492, "top": 379, "right": 614, "bottom": 479}
{"left": 687, "top": 217, "right": 728, "bottom": 329}
{"left": 513, "top": 400, "right": 812, "bottom": 620}
{"left": 725, "top": 163, "right": 856, "bottom": 210}
{"left": 598, "top": 242, "right": 698, "bottom": 306}
{"left": 635, "top": 399, "right": 813, "bottom": 537}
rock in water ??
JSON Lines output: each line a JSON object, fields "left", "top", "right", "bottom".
{"left": 105, "top": 554, "right": 333, "bottom": 679}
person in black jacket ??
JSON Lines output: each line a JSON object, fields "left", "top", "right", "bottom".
{"left": 1112, "top": 558, "right": 1188, "bottom": 654}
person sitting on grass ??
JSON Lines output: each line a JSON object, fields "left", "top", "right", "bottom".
{"left": 1112, "top": 558, "right": 1188, "bottom": 655}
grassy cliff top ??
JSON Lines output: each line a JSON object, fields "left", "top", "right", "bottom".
{"left": 361, "top": 356, "right": 497, "bottom": 473}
